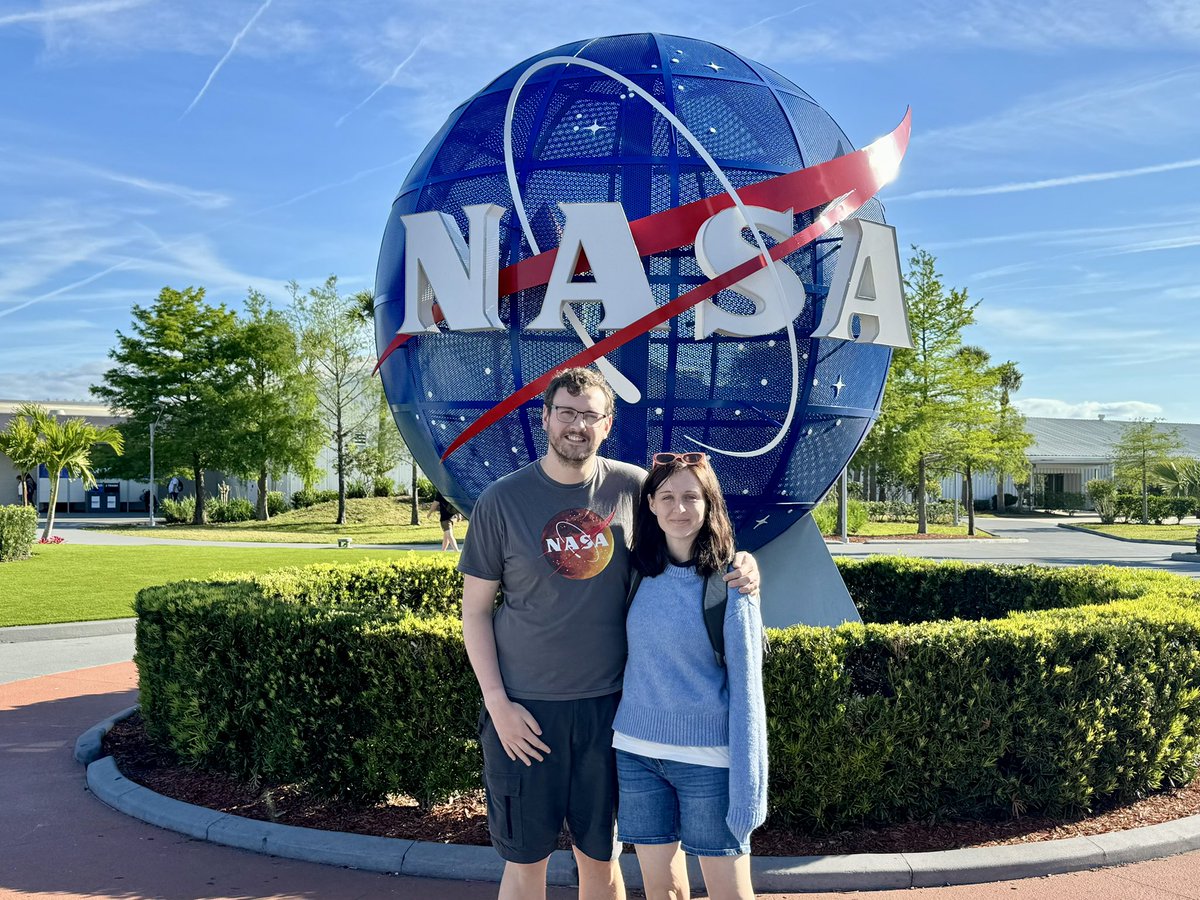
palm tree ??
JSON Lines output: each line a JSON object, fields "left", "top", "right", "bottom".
{"left": 0, "top": 412, "right": 41, "bottom": 505}
{"left": 993, "top": 361, "right": 1023, "bottom": 514}
{"left": 1151, "top": 458, "right": 1200, "bottom": 499}
{"left": 17, "top": 404, "right": 124, "bottom": 541}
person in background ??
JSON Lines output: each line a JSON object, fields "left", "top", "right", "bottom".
{"left": 614, "top": 450, "right": 768, "bottom": 900}
{"left": 431, "top": 489, "right": 460, "bottom": 552}
{"left": 167, "top": 476, "right": 182, "bottom": 502}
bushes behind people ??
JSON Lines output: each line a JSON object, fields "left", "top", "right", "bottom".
{"left": 135, "top": 556, "right": 1200, "bottom": 830}
{"left": 160, "top": 496, "right": 195, "bottom": 524}
{"left": 0, "top": 504, "right": 38, "bottom": 561}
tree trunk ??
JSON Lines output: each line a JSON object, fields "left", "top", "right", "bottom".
{"left": 917, "top": 455, "right": 928, "bottom": 534}
{"left": 336, "top": 408, "right": 347, "bottom": 526}
{"left": 967, "top": 465, "right": 976, "bottom": 536}
{"left": 192, "top": 457, "right": 207, "bottom": 525}
{"left": 410, "top": 464, "right": 419, "bottom": 525}
{"left": 995, "top": 472, "right": 1004, "bottom": 515}
{"left": 257, "top": 467, "right": 269, "bottom": 521}
{"left": 40, "top": 475, "right": 61, "bottom": 541}
{"left": 1141, "top": 454, "right": 1150, "bottom": 525}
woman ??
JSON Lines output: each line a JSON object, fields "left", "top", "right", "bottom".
{"left": 613, "top": 451, "right": 767, "bottom": 900}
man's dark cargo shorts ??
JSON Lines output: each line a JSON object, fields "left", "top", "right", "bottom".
{"left": 478, "top": 693, "right": 620, "bottom": 864}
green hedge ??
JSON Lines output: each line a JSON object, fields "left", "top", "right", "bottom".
{"left": 135, "top": 556, "right": 1200, "bottom": 831}
{"left": 0, "top": 504, "right": 37, "bottom": 561}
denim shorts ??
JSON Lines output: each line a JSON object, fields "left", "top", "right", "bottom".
{"left": 616, "top": 749, "right": 749, "bottom": 857}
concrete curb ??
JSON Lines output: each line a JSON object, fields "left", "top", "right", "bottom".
{"left": 74, "top": 704, "right": 139, "bottom": 765}
{"left": 1, "top": 618, "right": 136, "bottom": 644}
{"left": 79, "top": 710, "right": 1200, "bottom": 892}
{"left": 1057, "top": 523, "right": 1193, "bottom": 546}
{"left": 1171, "top": 552, "right": 1200, "bottom": 564}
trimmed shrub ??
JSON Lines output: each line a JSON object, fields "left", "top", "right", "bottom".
{"left": 160, "top": 497, "right": 195, "bottom": 524}
{"left": 205, "top": 497, "right": 255, "bottom": 523}
{"left": 136, "top": 556, "right": 1200, "bottom": 831}
{"left": 266, "top": 491, "right": 288, "bottom": 517}
{"left": 291, "top": 489, "right": 339, "bottom": 509}
{"left": 416, "top": 476, "right": 436, "bottom": 502}
{"left": 0, "top": 504, "right": 37, "bottom": 561}
{"left": 1040, "top": 491, "right": 1087, "bottom": 514}
{"left": 1087, "top": 479, "right": 1118, "bottom": 524}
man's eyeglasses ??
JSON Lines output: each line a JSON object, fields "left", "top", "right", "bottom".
{"left": 548, "top": 405, "right": 610, "bottom": 427}
{"left": 652, "top": 451, "right": 707, "bottom": 468}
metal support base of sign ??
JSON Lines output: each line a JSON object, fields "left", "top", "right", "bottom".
{"left": 754, "top": 514, "right": 861, "bottom": 629}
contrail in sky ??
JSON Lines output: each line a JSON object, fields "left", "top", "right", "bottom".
{"left": 732, "top": 2, "right": 818, "bottom": 36}
{"left": 0, "top": 0, "right": 147, "bottom": 27}
{"left": 181, "top": 0, "right": 274, "bottom": 118}
{"left": 336, "top": 38, "right": 427, "bottom": 128}
{"left": 890, "top": 157, "right": 1200, "bottom": 201}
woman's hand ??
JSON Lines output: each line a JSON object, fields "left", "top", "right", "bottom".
{"left": 724, "top": 550, "right": 760, "bottom": 595}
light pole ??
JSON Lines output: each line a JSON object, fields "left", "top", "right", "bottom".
{"left": 148, "top": 410, "right": 162, "bottom": 527}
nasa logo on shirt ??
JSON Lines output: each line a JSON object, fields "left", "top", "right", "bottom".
{"left": 541, "top": 507, "right": 616, "bottom": 579}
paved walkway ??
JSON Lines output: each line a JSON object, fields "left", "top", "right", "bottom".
{"left": 3, "top": 514, "right": 1199, "bottom": 896}
{"left": 4, "top": 662, "right": 1200, "bottom": 898}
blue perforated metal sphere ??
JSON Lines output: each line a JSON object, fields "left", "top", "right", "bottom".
{"left": 373, "top": 32, "right": 892, "bottom": 550}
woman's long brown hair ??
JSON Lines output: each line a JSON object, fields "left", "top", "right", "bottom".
{"left": 632, "top": 457, "right": 735, "bottom": 578}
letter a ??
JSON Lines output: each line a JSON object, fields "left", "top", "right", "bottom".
{"left": 398, "top": 203, "right": 504, "bottom": 333}
{"left": 527, "top": 203, "right": 656, "bottom": 332}
{"left": 812, "top": 219, "right": 912, "bottom": 348}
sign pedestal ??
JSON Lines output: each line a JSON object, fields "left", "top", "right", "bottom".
{"left": 755, "top": 515, "right": 861, "bottom": 629}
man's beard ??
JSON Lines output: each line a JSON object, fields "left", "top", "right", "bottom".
{"left": 548, "top": 429, "right": 597, "bottom": 466}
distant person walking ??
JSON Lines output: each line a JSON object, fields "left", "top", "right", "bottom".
{"left": 25, "top": 473, "right": 37, "bottom": 510}
{"left": 431, "top": 490, "right": 460, "bottom": 552}
{"left": 167, "top": 476, "right": 182, "bottom": 502}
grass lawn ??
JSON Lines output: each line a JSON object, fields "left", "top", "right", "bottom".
{"left": 1078, "top": 523, "right": 1197, "bottom": 544}
{"left": 832, "top": 522, "right": 992, "bottom": 538}
{"left": 96, "top": 498, "right": 467, "bottom": 545}
{"left": 0, "top": 544, "right": 437, "bottom": 627}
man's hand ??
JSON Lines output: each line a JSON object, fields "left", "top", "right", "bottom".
{"left": 487, "top": 696, "right": 552, "bottom": 766}
{"left": 725, "top": 550, "right": 760, "bottom": 595}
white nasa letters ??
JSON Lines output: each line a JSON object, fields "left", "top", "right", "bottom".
{"left": 398, "top": 201, "right": 912, "bottom": 348}
{"left": 811, "top": 219, "right": 912, "bottom": 348}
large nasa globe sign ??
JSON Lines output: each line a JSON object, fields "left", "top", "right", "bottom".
{"left": 373, "top": 32, "right": 911, "bottom": 551}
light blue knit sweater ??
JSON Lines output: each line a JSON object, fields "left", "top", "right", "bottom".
{"left": 613, "top": 562, "right": 768, "bottom": 843}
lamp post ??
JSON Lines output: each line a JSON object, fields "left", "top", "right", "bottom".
{"left": 148, "top": 410, "right": 162, "bottom": 527}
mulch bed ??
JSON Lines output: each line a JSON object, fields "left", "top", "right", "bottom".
{"left": 103, "top": 713, "right": 1200, "bottom": 856}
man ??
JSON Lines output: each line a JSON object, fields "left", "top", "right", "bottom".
{"left": 459, "top": 367, "right": 758, "bottom": 900}
{"left": 168, "top": 476, "right": 182, "bottom": 502}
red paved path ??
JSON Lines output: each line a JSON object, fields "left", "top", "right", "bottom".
{"left": 3, "top": 662, "right": 1199, "bottom": 899}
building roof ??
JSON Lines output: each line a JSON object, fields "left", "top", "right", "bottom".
{"left": 0, "top": 400, "right": 124, "bottom": 432}
{"left": 1026, "top": 417, "right": 1200, "bottom": 463}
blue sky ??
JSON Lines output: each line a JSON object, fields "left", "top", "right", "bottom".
{"left": 1, "top": 0, "right": 1197, "bottom": 422}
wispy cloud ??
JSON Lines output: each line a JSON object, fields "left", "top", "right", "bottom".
{"left": 336, "top": 37, "right": 427, "bottom": 128}
{"left": 78, "top": 164, "right": 232, "bottom": 209}
{"left": 182, "top": 0, "right": 275, "bottom": 118}
{"left": 889, "top": 157, "right": 1200, "bottom": 201}
{"left": 1015, "top": 398, "right": 1165, "bottom": 420}
{"left": 0, "top": 0, "right": 147, "bottom": 28}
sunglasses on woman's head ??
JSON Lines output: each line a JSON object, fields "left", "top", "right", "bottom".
{"left": 652, "top": 451, "right": 707, "bottom": 468}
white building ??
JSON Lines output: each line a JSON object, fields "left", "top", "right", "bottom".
{"left": 0, "top": 399, "right": 416, "bottom": 513}
{"left": 939, "top": 416, "right": 1200, "bottom": 509}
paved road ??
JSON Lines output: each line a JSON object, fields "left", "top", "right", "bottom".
{"left": 830, "top": 513, "right": 1200, "bottom": 577}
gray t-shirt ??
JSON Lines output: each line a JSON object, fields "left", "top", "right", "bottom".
{"left": 458, "top": 457, "right": 646, "bottom": 701}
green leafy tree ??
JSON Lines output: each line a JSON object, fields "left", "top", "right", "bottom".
{"left": 0, "top": 412, "right": 41, "bottom": 505}
{"left": 224, "top": 290, "right": 324, "bottom": 521}
{"left": 289, "top": 276, "right": 376, "bottom": 526}
{"left": 350, "top": 288, "right": 419, "bottom": 523}
{"left": 878, "top": 248, "right": 980, "bottom": 533}
{"left": 1112, "top": 419, "right": 1184, "bottom": 524}
{"left": 11, "top": 404, "right": 123, "bottom": 540}
{"left": 941, "top": 345, "right": 998, "bottom": 536}
{"left": 92, "top": 286, "right": 242, "bottom": 524}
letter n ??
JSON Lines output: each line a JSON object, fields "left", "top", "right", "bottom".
{"left": 398, "top": 204, "right": 504, "bottom": 333}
